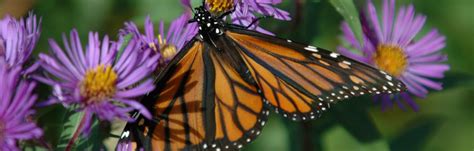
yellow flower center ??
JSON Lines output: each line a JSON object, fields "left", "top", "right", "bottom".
{"left": 80, "top": 65, "right": 117, "bottom": 104}
{"left": 206, "top": 0, "right": 234, "bottom": 14}
{"left": 373, "top": 44, "right": 408, "bottom": 77}
{"left": 158, "top": 35, "right": 177, "bottom": 61}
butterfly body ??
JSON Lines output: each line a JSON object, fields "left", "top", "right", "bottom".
{"left": 194, "top": 6, "right": 225, "bottom": 45}
{"left": 118, "top": 4, "right": 406, "bottom": 151}
{"left": 193, "top": 6, "right": 254, "bottom": 83}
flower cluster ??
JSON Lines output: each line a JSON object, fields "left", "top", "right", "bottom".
{"left": 0, "top": 14, "right": 42, "bottom": 150}
{"left": 338, "top": 0, "right": 449, "bottom": 110}
{"left": 0, "top": 13, "right": 41, "bottom": 72}
{"left": 120, "top": 13, "right": 198, "bottom": 67}
{"left": 35, "top": 29, "right": 159, "bottom": 134}
{"left": 0, "top": 63, "right": 43, "bottom": 151}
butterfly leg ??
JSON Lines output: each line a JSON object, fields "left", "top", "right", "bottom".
{"left": 218, "top": 8, "right": 236, "bottom": 19}
{"left": 245, "top": 16, "right": 272, "bottom": 29}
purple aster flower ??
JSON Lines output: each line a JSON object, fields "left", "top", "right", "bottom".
{"left": 338, "top": 0, "right": 449, "bottom": 111}
{"left": 0, "top": 12, "right": 41, "bottom": 70}
{"left": 120, "top": 13, "right": 197, "bottom": 65}
{"left": 0, "top": 63, "right": 42, "bottom": 150}
{"left": 34, "top": 29, "right": 159, "bottom": 134}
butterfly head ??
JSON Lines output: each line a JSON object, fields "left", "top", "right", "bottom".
{"left": 193, "top": 6, "right": 224, "bottom": 38}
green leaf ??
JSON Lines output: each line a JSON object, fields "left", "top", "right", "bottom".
{"left": 22, "top": 145, "right": 49, "bottom": 151}
{"left": 56, "top": 109, "right": 85, "bottom": 150}
{"left": 323, "top": 126, "right": 390, "bottom": 151}
{"left": 281, "top": 111, "right": 336, "bottom": 151}
{"left": 389, "top": 117, "right": 441, "bottom": 151}
{"left": 333, "top": 98, "right": 383, "bottom": 143}
{"left": 329, "top": 0, "right": 364, "bottom": 46}
{"left": 244, "top": 115, "right": 290, "bottom": 151}
{"left": 441, "top": 72, "right": 474, "bottom": 89}
{"left": 36, "top": 104, "right": 68, "bottom": 147}
{"left": 76, "top": 119, "right": 108, "bottom": 150}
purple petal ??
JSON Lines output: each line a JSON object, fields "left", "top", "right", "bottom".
{"left": 119, "top": 99, "right": 152, "bottom": 119}
{"left": 409, "top": 53, "right": 447, "bottom": 63}
{"left": 367, "top": 0, "right": 384, "bottom": 42}
{"left": 400, "top": 15, "right": 426, "bottom": 47}
{"left": 337, "top": 46, "right": 371, "bottom": 64}
{"left": 408, "top": 32, "right": 445, "bottom": 57}
{"left": 405, "top": 72, "right": 443, "bottom": 91}
{"left": 116, "top": 79, "right": 154, "bottom": 98}
{"left": 391, "top": 6, "right": 406, "bottom": 44}
{"left": 407, "top": 64, "right": 450, "bottom": 78}
{"left": 117, "top": 66, "right": 151, "bottom": 89}
{"left": 396, "top": 5, "right": 415, "bottom": 46}
{"left": 144, "top": 16, "right": 155, "bottom": 42}
{"left": 407, "top": 29, "right": 445, "bottom": 56}
{"left": 400, "top": 76, "right": 428, "bottom": 97}
{"left": 341, "top": 22, "right": 362, "bottom": 50}
{"left": 400, "top": 92, "right": 419, "bottom": 111}
{"left": 382, "top": 0, "right": 395, "bottom": 42}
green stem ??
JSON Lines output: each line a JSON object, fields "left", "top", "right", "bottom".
{"left": 65, "top": 112, "right": 88, "bottom": 151}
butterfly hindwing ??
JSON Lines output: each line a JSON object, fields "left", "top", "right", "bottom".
{"left": 225, "top": 27, "right": 405, "bottom": 121}
{"left": 207, "top": 45, "right": 268, "bottom": 150}
{"left": 117, "top": 113, "right": 152, "bottom": 151}
{"left": 129, "top": 38, "right": 268, "bottom": 150}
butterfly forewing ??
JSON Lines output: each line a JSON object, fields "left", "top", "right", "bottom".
{"left": 226, "top": 28, "right": 405, "bottom": 121}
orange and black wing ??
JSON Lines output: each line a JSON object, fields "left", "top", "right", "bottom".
{"left": 118, "top": 38, "right": 268, "bottom": 151}
{"left": 226, "top": 28, "right": 405, "bottom": 121}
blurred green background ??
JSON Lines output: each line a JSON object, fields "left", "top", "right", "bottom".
{"left": 1, "top": 0, "right": 473, "bottom": 150}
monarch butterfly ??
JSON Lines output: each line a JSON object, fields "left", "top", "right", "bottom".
{"left": 117, "top": 3, "right": 406, "bottom": 151}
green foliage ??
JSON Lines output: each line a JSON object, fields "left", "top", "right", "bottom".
{"left": 390, "top": 117, "right": 441, "bottom": 151}
{"left": 56, "top": 110, "right": 107, "bottom": 150}
{"left": 329, "top": 0, "right": 364, "bottom": 46}
{"left": 324, "top": 126, "right": 390, "bottom": 151}
{"left": 332, "top": 100, "right": 382, "bottom": 143}
{"left": 56, "top": 109, "right": 85, "bottom": 150}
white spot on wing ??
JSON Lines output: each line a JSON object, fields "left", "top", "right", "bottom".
{"left": 388, "top": 82, "right": 394, "bottom": 86}
{"left": 343, "top": 61, "right": 351, "bottom": 65}
{"left": 386, "top": 75, "right": 393, "bottom": 80}
{"left": 305, "top": 46, "right": 319, "bottom": 52}
{"left": 121, "top": 131, "right": 130, "bottom": 138}
{"left": 330, "top": 52, "right": 340, "bottom": 58}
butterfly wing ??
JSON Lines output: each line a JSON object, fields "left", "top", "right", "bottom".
{"left": 225, "top": 27, "right": 405, "bottom": 121}
{"left": 119, "top": 38, "right": 268, "bottom": 151}
{"left": 116, "top": 112, "right": 148, "bottom": 150}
